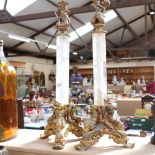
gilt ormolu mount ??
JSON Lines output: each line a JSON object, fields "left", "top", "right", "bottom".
{"left": 40, "top": 100, "right": 134, "bottom": 150}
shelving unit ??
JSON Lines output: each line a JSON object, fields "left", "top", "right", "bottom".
{"left": 118, "top": 67, "right": 135, "bottom": 84}
{"left": 134, "top": 67, "right": 154, "bottom": 82}
{"left": 108, "top": 66, "right": 154, "bottom": 84}
{"left": 71, "top": 68, "right": 93, "bottom": 78}
{"left": 71, "top": 66, "right": 154, "bottom": 85}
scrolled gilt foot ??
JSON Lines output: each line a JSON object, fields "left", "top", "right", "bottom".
{"left": 109, "top": 130, "right": 128, "bottom": 145}
{"left": 40, "top": 134, "right": 49, "bottom": 139}
{"left": 75, "top": 143, "right": 89, "bottom": 151}
{"left": 53, "top": 143, "right": 64, "bottom": 150}
{"left": 124, "top": 141, "right": 135, "bottom": 148}
{"left": 53, "top": 137, "right": 65, "bottom": 150}
{"left": 40, "top": 130, "right": 53, "bottom": 139}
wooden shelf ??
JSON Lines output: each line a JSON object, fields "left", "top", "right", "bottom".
{"left": 107, "top": 66, "right": 154, "bottom": 84}
{"left": 70, "top": 66, "right": 154, "bottom": 85}
{"left": 70, "top": 68, "right": 93, "bottom": 77}
{"left": 9, "top": 61, "right": 25, "bottom": 68}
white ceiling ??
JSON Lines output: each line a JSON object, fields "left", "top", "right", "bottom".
{"left": 0, "top": 0, "right": 154, "bottom": 60}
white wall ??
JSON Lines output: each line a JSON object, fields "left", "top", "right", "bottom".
{"left": 70, "top": 60, "right": 155, "bottom": 68}
{"left": 8, "top": 56, "right": 55, "bottom": 90}
{"left": 7, "top": 56, "right": 155, "bottom": 89}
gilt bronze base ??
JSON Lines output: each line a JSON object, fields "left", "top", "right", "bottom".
{"left": 40, "top": 100, "right": 134, "bottom": 150}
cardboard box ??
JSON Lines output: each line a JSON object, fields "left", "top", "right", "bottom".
{"left": 117, "top": 98, "right": 141, "bottom": 116}
{"left": 108, "top": 85, "right": 124, "bottom": 94}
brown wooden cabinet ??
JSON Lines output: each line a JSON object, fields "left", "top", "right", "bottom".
{"left": 71, "top": 66, "right": 154, "bottom": 85}
{"left": 70, "top": 68, "right": 93, "bottom": 78}
{"left": 70, "top": 66, "right": 154, "bottom": 84}
{"left": 107, "top": 66, "right": 154, "bottom": 84}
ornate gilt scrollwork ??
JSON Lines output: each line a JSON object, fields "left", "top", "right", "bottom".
{"left": 91, "top": 0, "right": 110, "bottom": 32}
{"left": 40, "top": 100, "right": 67, "bottom": 149}
{"left": 55, "top": 0, "right": 70, "bottom": 35}
{"left": 41, "top": 100, "right": 134, "bottom": 150}
{"left": 75, "top": 104, "right": 133, "bottom": 150}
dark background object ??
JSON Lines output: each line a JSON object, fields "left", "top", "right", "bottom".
{"left": 151, "top": 103, "right": 155, "bottom": 145}
{"left": 0, "top": 145, "right": 4, "bottom": 150}
{"left": 17, "top": 99, "right": 24, "bottom": 129}
{"left": 148, "top": 49, "right": 155, "bottom": 57}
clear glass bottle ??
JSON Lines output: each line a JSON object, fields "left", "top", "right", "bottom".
{"left": 0, "top": 40, "right": 18, "bottom": 141}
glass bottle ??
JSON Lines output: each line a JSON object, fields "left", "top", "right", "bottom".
{"left": 0, "top": 40, "right": 18, "bottom": 141}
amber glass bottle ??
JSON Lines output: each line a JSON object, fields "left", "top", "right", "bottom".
{"left": 0, "top": 40, "right": 18, "bottom": 141}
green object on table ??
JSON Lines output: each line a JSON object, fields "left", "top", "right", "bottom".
{"left": 129, "top": 118, "right": 155, "bottom": 131}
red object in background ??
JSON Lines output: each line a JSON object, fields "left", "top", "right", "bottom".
{"left": 26, "top": 108, "right": 41, "bottom": 113}
{"left": 146, "top": 81, "right": 155, "bottom": 94}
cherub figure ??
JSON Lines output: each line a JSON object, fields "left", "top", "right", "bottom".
{"left": 55, "top": 0, "right": 70, "bottom": 35}
{"left": 92, "top": 0, "right": 110, "bottom": 11}
{"left": 91, "top": 0, "right": 110, "bottom": 32}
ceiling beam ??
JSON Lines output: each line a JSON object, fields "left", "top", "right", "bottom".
{"left": 109, "top": 0, "right": 155, "bottom": 9}
{"left": 107, "top": 14, "right": 145, "bottom": 36}
{"left": 43, "top": 30, "right": 58, "bottom": 54}
{"left": 34, "top": 42, "right": 42, "bottom": 52}
{"left": 6, "top": 1, "right": 90, "bottom": 52}
{"left": 3, "top": 0, "right": 8, "bottom": 10}
{"left": 6, "top": 48, "right": 55, "bottom": 59}
{"left": 9, "top": 12, "right": 151, "bottom": 56}
{"left": 107, "top": 47, "right": 143, "bottom": 51}
{"left": 0, "top": 0, "right": 154, "bottom": 24}
{"left": 107, "top": 57, "right": 155, "bottom": 62}
{"left": 70, "top": 23, "right": 88, "bottom": 48}
{"left": 106, "top": 38, "right": 118, "bottom": 47}
{"left": 14, "top": 23, "right": 80, "bottom": 48}
{"left": 119, "top": 27, "right": 126, "bottom": 47}
{"left": 14, "top": 23, "right": 51, "bottom": 37}
{"left": 74, "top": 38, "right": 119, "bottom": 52}
{"left": 46, "top": 0, "right": 85, "bottom": 25}
{"left": 7, "top": 22, "right": 57, "bottom": 51}
{"left": 114, "top": 9, "right": 138, "bottom": 39}
{"left": 123, "top": 28, "right": 155, "bottom": 47}
{"left": 148, "top": 4, "right": 155, "bottom": 31}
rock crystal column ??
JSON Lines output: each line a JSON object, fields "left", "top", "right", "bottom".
{"left": 56, "top": 35, "right": 70, "bottom": 105}
{"left": 92, "top": 32, "right": 107, "bottom": 105}
{"left": 91, "top": 0, "right": 110, "bottom": 105}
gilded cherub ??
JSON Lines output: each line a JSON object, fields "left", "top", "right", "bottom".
{"left": 55, "top": 0, "right": 70, "bottom": 34}
{"left": 92, "top": 0, "right": 104, "bottom": 12}
{"left": 58, "top": 0, "right": 70, "bottom": 14}
{"left": 91, "top": 0, "right": 110, "bottom": 32}
{"left": 92, "top": 0, "right": 110, "bottom": 11}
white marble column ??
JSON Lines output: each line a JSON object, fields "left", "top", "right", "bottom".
{"left": 56, "top": 35, "right": 70, "bottom": 105}
{"left": 92, "top": 32, "right": 107, "bottom": 106}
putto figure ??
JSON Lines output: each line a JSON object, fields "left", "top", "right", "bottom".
{"left": 55, "top": 0, "right": 70, "bottom": 35}
{"left": 91, "top": 0, "right": 110, "bottom": 32}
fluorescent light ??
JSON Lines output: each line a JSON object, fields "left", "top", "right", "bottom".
{"left": 8, "top": 34, "right": 31, "bottom": 42}
{"left": 149, "top": 11, "right": 155, "bottom": 15}
{"left": 69, "top": 10, "right": 117, "bottom": 42}
{"left": 0, "top": 30, "right": 58, "bottom": 50}
{"left": 8, "top": 33, "right": 57, "bottom": 50}
{"left": 73, "top": 52, "right": 78, "bottom": 55}
{"left": 47, "top": 44, "right": 57, "bottom": 50}
{"left": 80, "top": 56, "right": 84, "bottom": 60}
